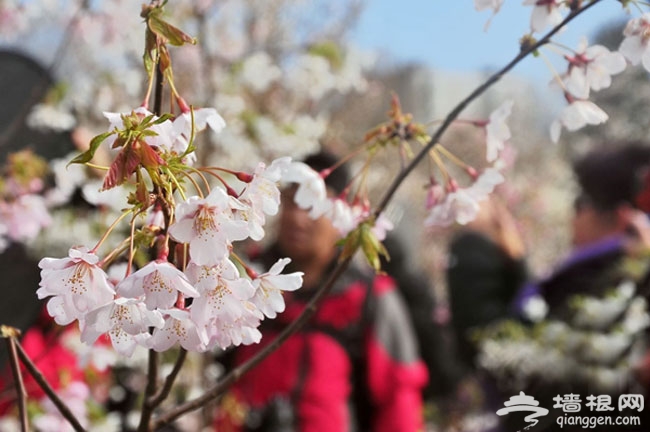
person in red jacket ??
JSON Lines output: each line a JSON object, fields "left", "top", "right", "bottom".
{"left": 216, "top": 151, "right": 428, "bottom": 432}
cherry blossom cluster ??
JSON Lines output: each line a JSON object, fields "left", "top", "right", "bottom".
{"left": 423, "top": 99, "right": 513, "bottom": 227}
{"left": 475, "top": 0, "right": 650, "bottom": 143}
{"left": 36, "top": 127, "right": 308, "bottom": 355}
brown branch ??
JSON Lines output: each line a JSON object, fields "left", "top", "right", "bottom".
{"left": 148, "top": 348, "right": 188, "bottom": 408}
{"left": 1, "top": 327, "right": 28, "bottom": 432}
{"left": 13, "top": 336, "right": 86, "bottom": 432}
{"left": 152, "top": 257, "right": 353, "bottom": 429}
{"left": 374, "top": 0, "right": 604, "bottom": 217}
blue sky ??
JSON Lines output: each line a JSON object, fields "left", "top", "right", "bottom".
{"left": 351, "top": 1, "right": 628, "bottom": 80}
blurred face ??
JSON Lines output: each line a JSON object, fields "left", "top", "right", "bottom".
{"left": 571, "top": 196, "right": 621, "bottom": 247}
{"left": 276, "top": 185, "right": 341, "bottom": 267}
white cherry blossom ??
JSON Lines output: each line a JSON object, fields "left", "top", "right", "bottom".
{"left": 485, "top": 100, "right": 513, "bottom": 162}
{"left": 550, "top": 99, "right": 608, "bottom": 143}
{"left": 116, "top": 260, "right": 200, "bottom": 310}
{"left": 81, "top": 297, "right": 164, "bottom": 356}
{"left": 237, "top": 157, "right": 291, "bottom": 240}
{"left": 169, "top": 187, "right": 250, "bottom": 266}
{"left": 186, "top": 260, "right": 255, "bottom": 325}
{"left": 251, "top": 258, "right": 303, "bottom": 319}
{"left": 150, "top": 309, "right": 209, "bottom": 352}
{"left": 564, "top": 37, "right": 626, "bottom": 99}
{"left": 424, "top": 189, "right": 481, "bottom": 227}
{"left": 523, "top": 0, "right": 565, "bottom": 34}
{"left": 619, "top": 13, "right": 650, "bottom": 72}
{"left": 207, "top": 301, "right": 263, "bottom": 349}
{"left": 37, "top": 246, "right": 115, "bottom": 325}
{"left": 283, "top": 161, "right": 332, "bottom": 218}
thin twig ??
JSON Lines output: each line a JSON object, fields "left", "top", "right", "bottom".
{"left": 13, "top": 337, "right": 86, "bottom": 432}
{"left": 148, "top": 348, "right": 188, "bottom": 408}
{"left": 2, "top": 328, "right": 28, "bottom": 432}
{"left": 374, "top": 0, "right": 604, "bottom": 217}
{"left": 154, "top": 1, "right": 604, "bottom": 428}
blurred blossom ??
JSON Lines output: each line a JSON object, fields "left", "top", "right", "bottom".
{"left": 563, "top": 37, "right": 626, "bottom": 99}
{"left": 285, "top": 54, "right": 336, "bottom": 100}
{"left": 485, "top": 100, "right": 513, "bottom": 162}
{"left": 239, "top": 52, "right": 282, "bottom": 93}
{"left": 26, "top": 103, "right": 77, "bottom": 132}
{"left": 550, "top": 99, "right": 608, "bottom": 143}
{"left": 523, "top": 0, "right": 566, "bottom": 33}
{"left": 620, "top": 13, "right": 650, "bottom": 72}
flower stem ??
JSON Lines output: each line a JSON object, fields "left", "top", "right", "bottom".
{"left": 2, "top": 327, "right": 28, "bottom": 432}
{"left": 12, "top": 335, "right": 86, "bottom": 432}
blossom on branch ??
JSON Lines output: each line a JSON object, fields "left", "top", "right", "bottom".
{"left": 150, "top": 308, "right": 209, "bottom": 352}
{"left": 116, "top": 260, "right": 200, "bottom": 310}
{"left": 619, "top": 13, "right": 650, "bottom": 72}
{"left": 186, "top": 260, "right": 256, "bottom": 325}
{"left": 237, "top": 157, "right": 292, "bottom": 240}
{"left": 485, "top": 100, "right": 513, "bottom": 162}
{"left": 169, "top": 187, "right": 250, "bottom": 266}
{"left": 251, "top": 258, "right": 303, "bottom": 319}
{"left": 523, "top": 0, "right": 566, "bottom": 33}
{"left": 37, "top": 246, "right": 115, "bottom": 325}
{"left": 81, "top": 297, "right": 164, "bottom": 356}
{"left": 563, "top": 37, "right": 626, "bottom": 99}
{"left": 550, "top": 98, "right": 609, "bottom": 143}
{"left": 283, "top": 161, "right": 331, "bottom": 218}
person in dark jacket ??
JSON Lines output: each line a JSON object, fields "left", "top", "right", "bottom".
{"left": 492, "top": 142, "right": 650, "bottom": 432}
{"left": 216, "top": 151, "right": 427, "bottom": 432}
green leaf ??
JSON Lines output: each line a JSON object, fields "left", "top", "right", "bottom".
{"left": 67, "top": 131, "right": 114, "bottom": 166}
{"left": 148, "top": 14, "right": 196, "bottom": 46}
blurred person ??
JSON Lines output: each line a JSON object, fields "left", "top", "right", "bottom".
{"left": 447, "top": 196, "right": 528, "bottom": 375}
{"left": 444, "top": 196, "right": 529, "bottom": 431}
{"left": 216, "top": 151, "right": 428, "bottom": 432}
{"left": 503, "top": 142, "right": 650, "bottom": 431}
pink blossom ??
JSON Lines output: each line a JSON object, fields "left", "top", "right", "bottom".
{"left": 251, "top": 258, "right": 303, "bottom": 319}
{"left": 550, "top": 99, "right": 608, "bottom": 143}
{"left": 523, "top": 0, "right": 565, "bottom": 33}
{"left": 0, "top": 194, "right": 52, "bottom": 243}
{"left": 150, "top": 309, "right": 209, "bottom": 352}
{"left": 485, "top": 100, "right": 513, "bottom": 162}
{"left": 81, "top": 297, "right": 164, "bottom": 356}
{"left": 37, "top": 247, "right": 115, "bottom": 325}
{"left": 116, "top": 260, "right": 200, "bottom": 310}
{"left": 169, "top": 187, "right": 249, "bottom": 266}
{"left": 371, "top": 214, "right": 394, "bottom": 241}
{"left": 564, "top": 37, "right": 626, "bottom": 99}
{"left": 424, "top": 189, "right": 481, "bottom": 227}
{"left": 619, "top": 13, "right": 650, "bottom": 72}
